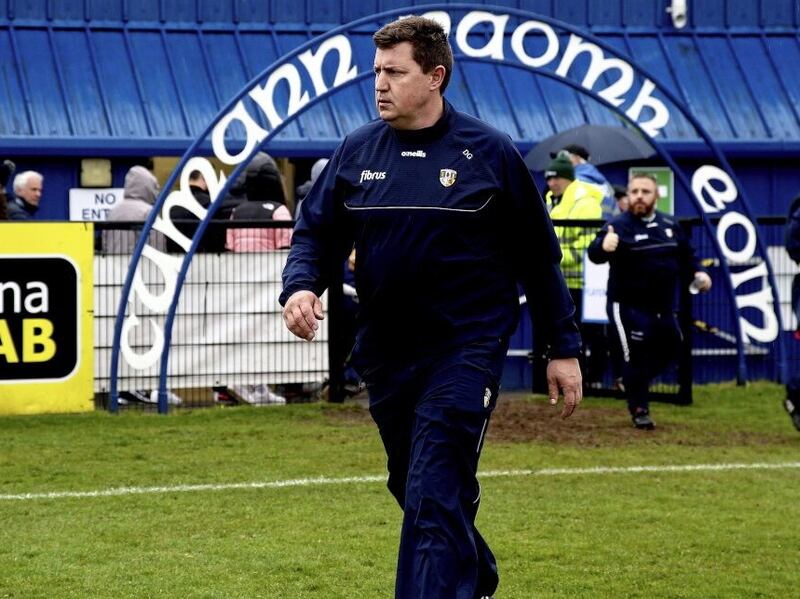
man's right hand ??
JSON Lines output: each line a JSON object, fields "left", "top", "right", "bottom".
{"left": 601, "top": 225, "right": 619, "bottom": 252}
{"left": 282, "top": 290, "right": 324, "bottom": 341}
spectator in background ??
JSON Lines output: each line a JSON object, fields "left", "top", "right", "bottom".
{"left": 226, "top": 151, "right": 292, "bottom": 252}
{"left": 784, "top": 193, "right": 800, "bottom": 431}
{"left": 588, "top": 173, "right": 711, "bottom": 430}
{"left": 294, "top": 158, "right": 329, "bottom": 217}
{"left": 613, "top": 183, "right": 629, "bottom": 214}
{"left": 8, "top": 170, "right": 43, "bottom": 220}
{"left": 544, "top": 154, "right": 606, "bottom": 387}
{"left": 103, "top": 165, "right": 164, "bottom": 253}
{"left": 0, "top": 159, "right": 14, "bottom": 220}
{"left": 554, "top": 144, "right": 615, "bottom": 218}
{"left": 164, "top": 170, "right": 227, "bottom": 253}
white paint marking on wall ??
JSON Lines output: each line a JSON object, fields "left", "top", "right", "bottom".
{"left": 1, "top": 461, "right": 798, "bottom": 502}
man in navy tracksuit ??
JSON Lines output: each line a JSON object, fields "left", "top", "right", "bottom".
{"left": 588, "top": 174, "right": 711, "bottom": 430}
{"left": 280, "top": 16, "right": 582, "bottom": 598}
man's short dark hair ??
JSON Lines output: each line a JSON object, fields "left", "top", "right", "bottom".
{"left": 373, "top": 16, "right": 453, "bottom": 93}
{"left": 629, "top": 172, "right": 658, "bottom": 186}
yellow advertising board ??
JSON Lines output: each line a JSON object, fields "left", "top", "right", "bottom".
{"left": 0, "top": 223, "right": 94, "bottom": 414}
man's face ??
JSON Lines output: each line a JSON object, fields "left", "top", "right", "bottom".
{"left": 616, "top": 194, "right": 629, "bottom": 213}
{"left": 628, "top": 177, "right": 657, "bottom": 217}
{"left": 374, "top": 42, "right": 438, "bottom": 130}
{"left": 546, "top": 176, "right": 570, "bottom": 198}
{"left": 17, "top": 177, "right": 43, "bottom": 206}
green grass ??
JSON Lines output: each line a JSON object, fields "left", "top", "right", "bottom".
{"left": 1, "top": 382, "right": 798, "bottom": 598}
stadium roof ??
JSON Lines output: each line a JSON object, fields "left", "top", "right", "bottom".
{"left": 2, "top": 10, "right": 800, "bottom": 158}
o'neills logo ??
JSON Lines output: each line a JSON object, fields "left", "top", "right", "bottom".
{"left": 401, "top": 150, "right": 427, "bottom": 158}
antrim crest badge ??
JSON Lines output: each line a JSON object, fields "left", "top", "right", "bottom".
{"left": 439, "top": 169, "right": 457, "bottom": 187}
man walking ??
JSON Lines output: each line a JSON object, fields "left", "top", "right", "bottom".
{"left": 281, "top": 15, "right": 582, "bottom": 598}
{"left": 588, "top": 173, "right": 710, "bottom": 429}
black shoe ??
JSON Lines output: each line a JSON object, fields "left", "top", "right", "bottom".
{"left": 632, "top": 410, "right": 655, "bottom": 430}
{"left": 785, "top": 399, "right": 800, "bottom": 432}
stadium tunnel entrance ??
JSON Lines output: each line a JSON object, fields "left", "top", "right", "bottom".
{"left": 108, "top": 4, "right": 786, "bottom": 412}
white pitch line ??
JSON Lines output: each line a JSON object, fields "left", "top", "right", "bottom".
{"left": 1, "top": 461, "right": 798, "bottom": 502}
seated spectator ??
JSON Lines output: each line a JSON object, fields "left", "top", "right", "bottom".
{"left": 8, "top": 170, "right": 43, "bottom": 220}
{"left": 226, "top": 152, "right": 292, "bottom": 252}
{"left": 164, "top": 170, "right": 227, "bottom": 253}
{"left": 103, "top": 165, "right": 165, "bottom": 253}
{"left": 0, "top": 159, "right": 14, "bottom": 220}
{"left": 295, "top": 158, "right": 329, "bottom": 217}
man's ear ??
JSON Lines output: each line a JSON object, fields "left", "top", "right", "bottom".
{"left": 429, "top": 65, "right": 446, "bottom": 91}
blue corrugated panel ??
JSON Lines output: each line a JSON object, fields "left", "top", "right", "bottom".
{"left": 164, "top": 32, "right": 220, "bottom": 136}
{"left": 727, "top": 0, "right": 759, "bottom": 27}
{"left": 91, "top": 31, "right": 150, "bottom": 137}
{"left": 233, "top": 0, "right": 269, "bottom": 24}
{"left": 763, "top": 37, "right": 800, "bottom": 125}
{"left": 661, "top": 35, "right": 733, "bottom": 139}
{"left": 461, "top": 61, "right": 521, "bottom": 138}
{"left": 696, "top": 36, "right": 768, "bottom": 138}
{"left": 127, "top": 31, "right": 187, "bottom": 137}
{"left": 500, "top": 69, "right": 556, "bottom": 141}
{"left": 52, "top": 31, "right": 108, "bottom": 136}
{"left": 0, "top": 28, "right": 30, "bottom": 135}
{"left": 271, "top": 0, "right": 305, "bottom": 26}
{"left": 730, "top": 36, "right": 800, "bottom": 139}
{"left": 694, "top": 0, "right": 727, "bottom": 28}
{"left": 623, "top": 35, "right": 695, "bottom": 140}
{"left": 14, "top": 29, "right": 71, "bottom": 136}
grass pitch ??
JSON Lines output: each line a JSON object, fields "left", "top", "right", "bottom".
{"left": 1, "top": 382, "right": 798, "bottom": 598}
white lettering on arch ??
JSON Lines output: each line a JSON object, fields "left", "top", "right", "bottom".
{"left": 298, "top": 35, "right": 358, "bottom": 96}
{"left": 510, "top": 20, "right": 559, "bottom": 68}
{"left": 456, "top": 11, "right": 508, "bottom": 60}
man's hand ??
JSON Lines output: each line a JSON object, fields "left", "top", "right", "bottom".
{"left": 601, "top": 225, "right": 619, "bottom": 252}
{"left": 546, "top": 357, "right": 583, "bottom": 418}
{"left": 282, "top": 290, "right": 324, "bottom": 341}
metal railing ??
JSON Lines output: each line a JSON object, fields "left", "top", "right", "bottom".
{"left": 92, "top": 217, "right": 799, "bottom": 410}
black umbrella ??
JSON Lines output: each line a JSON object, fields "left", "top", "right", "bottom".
{"left": 524, "top": 124, "right": 656, "bottom": 171}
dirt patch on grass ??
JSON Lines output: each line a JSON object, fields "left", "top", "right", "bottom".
{"left": 323, "top": 392, "right": 797, "bottom": 447}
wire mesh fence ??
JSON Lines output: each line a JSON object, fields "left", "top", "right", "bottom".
{"left": 92, "top": 217, "right": 798, "bottom": 412}
{"left": 94, "top": 221, "right": 328, "bottom": 411}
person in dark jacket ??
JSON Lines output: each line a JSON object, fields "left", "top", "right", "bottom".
{"left": 588, "top": 173, "right": 711, "bottom": 429}
{"left": 280, "top": 15, "right": 582, "bottom": 599}
{"left": 226, "top": 151, "right": 292, "bottom": 251}
{"left": 8, "top": 170, "right": 43, "bottom": 220}
{"left": 0, "top": 160, "right": 14, "bottom": 220}
{"left": 784, "top": 193, "right": 800, "bottom": 431}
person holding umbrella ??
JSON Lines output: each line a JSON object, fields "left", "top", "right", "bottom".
{"left": 553, "top": 144, "right": 615, "bottom": 218}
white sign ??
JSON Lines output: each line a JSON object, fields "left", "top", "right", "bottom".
{"left": 69, "top": 188, "right": 123, "bottom": 221}
{"left": 582, "top": 253, "right": 610, "bottom": 324}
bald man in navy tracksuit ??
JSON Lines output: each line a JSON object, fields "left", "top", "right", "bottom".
{"left": 588, "top": 174, "right": 710, "bottom": 430}
{"left": 280, "top": 16, "right": 582, "bottom": 599}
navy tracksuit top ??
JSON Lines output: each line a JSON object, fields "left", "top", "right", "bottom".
{"left": 587, "top": 210, "right": 701, "bottom": 312}
{"left": 280, "top": 100, "right": 580, "bottom": 371}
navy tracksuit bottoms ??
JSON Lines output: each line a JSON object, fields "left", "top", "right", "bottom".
{"left": 365, "top": 342, "right": 505, "bottom": 599}
{"left": 608, "top": 302, "right": 682, "bottom": 414}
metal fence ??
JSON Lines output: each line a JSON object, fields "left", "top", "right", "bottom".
{"left": 93, "top": 217, "right": 799, "bottom": 411}
{"left": 94, "top": 221, "right": 329, "bottom": 411}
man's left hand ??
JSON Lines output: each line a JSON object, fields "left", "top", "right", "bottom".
{"left": 546, "top": 357, "right": 583, "bottom": 418}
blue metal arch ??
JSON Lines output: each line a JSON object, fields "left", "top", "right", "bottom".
{"left": 109, "top": 3, "right": 786, "bottom": 412}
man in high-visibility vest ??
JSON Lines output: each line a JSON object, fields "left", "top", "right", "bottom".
{"left": 544, "top": 154, "right": 606, "bottom": 386}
